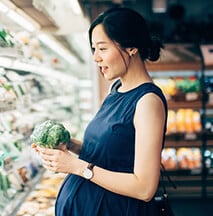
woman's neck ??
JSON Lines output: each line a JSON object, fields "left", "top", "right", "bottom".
{"left": 119, "top": 58, "right": 152, "bottom": 92}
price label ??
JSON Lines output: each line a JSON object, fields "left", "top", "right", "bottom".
{"left": 184, "top": 133, "right": 197, "bottom": 140}
{"left": 185, "top": 92, "right": 198, "bottom": 101}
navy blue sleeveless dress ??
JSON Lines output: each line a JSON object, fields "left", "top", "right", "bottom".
{"left": 55, "top": 81, "right": 167, "bottom": 216}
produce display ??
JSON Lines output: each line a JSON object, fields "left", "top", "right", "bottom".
{"left": 167, "top": 109, "right": 202, "bottom": 134}
{"left": 30, "top": 120, "right": 71, "bottom": 149}
{"left": 161, "top": 147, "right": 202, "bottom": 170}
{"left": 154, "top": 76, "right": 201, "bottom": 101}
{"left": 175, "top": 76, "right": 200, "bottom": 93}
{"left": 0, "top": 25, "right": 92, "bottom": 215}
{"left": 0, "top": 28, "right": 14, "bottom": 47}
{"left": 0, "top": 69, "right": 80, "bottom": 216}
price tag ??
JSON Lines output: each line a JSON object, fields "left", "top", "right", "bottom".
{"left": 191, "top": 168, "right": 201, "bottom": 175}
{"left": 184, "top": 133, "right": 197, "bottom": 140}
{"left": 185, "top": 92, "right": 198, "bottom": 101}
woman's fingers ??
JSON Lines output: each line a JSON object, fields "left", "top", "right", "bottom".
{"left": 31, "top": 143, "right": 71, "bottom": 172}
{"left": 31, "top": 143, "right": 40, "bottom": 153}
{"left": 31, "top": 143, "right": 37, "bottom": 148}
{"left": 37, "top": 145, "right": 54, "bottom": 155}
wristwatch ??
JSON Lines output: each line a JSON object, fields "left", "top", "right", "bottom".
{"left": 83, "top": 163, "right": 94, "bottom": 180}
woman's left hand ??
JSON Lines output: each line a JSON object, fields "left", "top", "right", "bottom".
{"left": 36, "top": 144, "right": 77, "bottom": 173}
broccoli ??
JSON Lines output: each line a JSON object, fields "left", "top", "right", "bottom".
{"left": 30, "top": 120, "right": 71, "bottom": 149}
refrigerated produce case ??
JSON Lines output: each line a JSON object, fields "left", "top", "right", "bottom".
{"left": 0, "top": 67, "right": 80, "bottom": 216}
{"left": 0, "top": 29, "right": 94, "bottom": 215}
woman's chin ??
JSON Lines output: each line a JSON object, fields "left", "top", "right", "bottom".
{"left": 103, "top": 74, "right": 115, "bottom": 81}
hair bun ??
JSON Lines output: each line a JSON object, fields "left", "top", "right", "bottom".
{"left": 148, "top": 36, "right": 164, "bottom": 62}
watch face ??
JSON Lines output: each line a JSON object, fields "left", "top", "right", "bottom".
{"left": 83, "top": 168, "right": 93, "bottom": 179}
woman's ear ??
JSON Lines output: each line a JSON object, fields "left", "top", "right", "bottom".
{"left": 127, "top": 47, "right": 138, "bottom": 57}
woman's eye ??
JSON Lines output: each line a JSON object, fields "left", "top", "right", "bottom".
{"left": 99, "top": 47, "right": 106, "bottom": 51}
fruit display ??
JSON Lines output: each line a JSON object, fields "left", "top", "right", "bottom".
{"left": 154, "top": 78, "right": 177, "bottom": 100}
{"left": 161, "top": 147, "right": 202, "bottom": 171}
{"left": 154, "top": 76, "right": 201, "bottom": 101}
{"left": 167, "top": 109, "right": 202, "bottom": 134}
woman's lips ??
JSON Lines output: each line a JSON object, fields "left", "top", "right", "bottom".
{"left": 101, "top": 66, "right": 108, "bottom": 73}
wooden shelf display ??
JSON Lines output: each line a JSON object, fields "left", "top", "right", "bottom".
{"left": 147, "top": 44, "right": 213, "bottom": 199}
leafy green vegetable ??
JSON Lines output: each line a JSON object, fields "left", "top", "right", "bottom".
{"left": 30, "top": 120, "right": 71, "bottom": 149}
{"left": 0, "top": 29, "right": 14, "bottom": 47}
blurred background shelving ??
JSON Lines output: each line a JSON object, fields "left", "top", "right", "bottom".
{"left": 0, "top": 0, "right": 213, "bottom": 215}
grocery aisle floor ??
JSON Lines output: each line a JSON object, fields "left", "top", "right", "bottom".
{"left": 170, "top": 198, "right": 213, "bottom": 216}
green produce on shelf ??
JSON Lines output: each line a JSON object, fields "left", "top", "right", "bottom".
{"left": 0, "top": 170, "right": 11, "bottom": 193}
{"left": 0, "top": 29, "right": 14, "bottom": 47}
{"left": 13, "top": 141, "right": 22, "bottom": 152}
{"left": 175, "top": 76, "right": 200, "bottom": 93}
{"left": 30, "top": 120, "right": 71, "bottom": 149}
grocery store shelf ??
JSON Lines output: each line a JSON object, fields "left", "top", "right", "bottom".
{"left": 1, "top": 168, "right": 45, "bottom": 216}
{"left": 168, "top": 100, "right": 202, "bottom": 109}
{"left": 165, "top": 140, "right": 202, "bottom": 148}
{"left": 206, "top": 103, "right": 213, "bottom": 109}
{"left": 0, "top": 56, "right": 78, "bottom": 83}
{"left": 162, "top": 174, "right": 203, "bottom": 198}
{"left": 146, "top": 61, "right": 202, "bottom": 71}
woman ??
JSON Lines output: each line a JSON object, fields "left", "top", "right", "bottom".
{"left": 32, "top": 7, "right": 167, "bottom": 216}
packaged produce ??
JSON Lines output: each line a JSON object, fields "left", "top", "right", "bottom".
{"left": 0, "top": 29, "right": 14, "bottom": 47}
{"left": 168, "top": 109, "right": 202, "bottom": 134}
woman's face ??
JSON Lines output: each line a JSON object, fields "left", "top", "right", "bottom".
{"left": 91, "top": 24, "right": 129, "bottom": 81}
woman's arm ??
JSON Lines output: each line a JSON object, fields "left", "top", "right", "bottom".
{"left": 67, "top": 138, "right": 82, "bottom": 155}
{"left": 37, "top": 93, "right": 166, "bottom": 202}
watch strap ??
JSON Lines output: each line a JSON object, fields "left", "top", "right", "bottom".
{"left": 87, "top": 163, "right": 94, "bottom": 170}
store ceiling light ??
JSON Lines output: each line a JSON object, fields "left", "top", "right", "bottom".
{"left": 0, "top": 1, "right": 37, "bottom": 32}
{"left": 7, "top": 10, "right": 36, "bottom": 32}
{"left": 0, "top": 1, "right": 79, "bottom": 65}
{"left": 0, "top": 2, "right": 9, "bottom": 13}
{"left": 38, "top": 33, "right": 79, "bottom": 64}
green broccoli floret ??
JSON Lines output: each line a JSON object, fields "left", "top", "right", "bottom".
{"left": 30, "top": 120, "right": 71, "bottom": 149}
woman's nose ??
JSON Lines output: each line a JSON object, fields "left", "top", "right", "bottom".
{"left": 93, "top": 51, "right": 102, "bottom": 62}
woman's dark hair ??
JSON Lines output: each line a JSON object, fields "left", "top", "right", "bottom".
{"left": 89, "top": 7, "right": 163, "bottom": 62}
